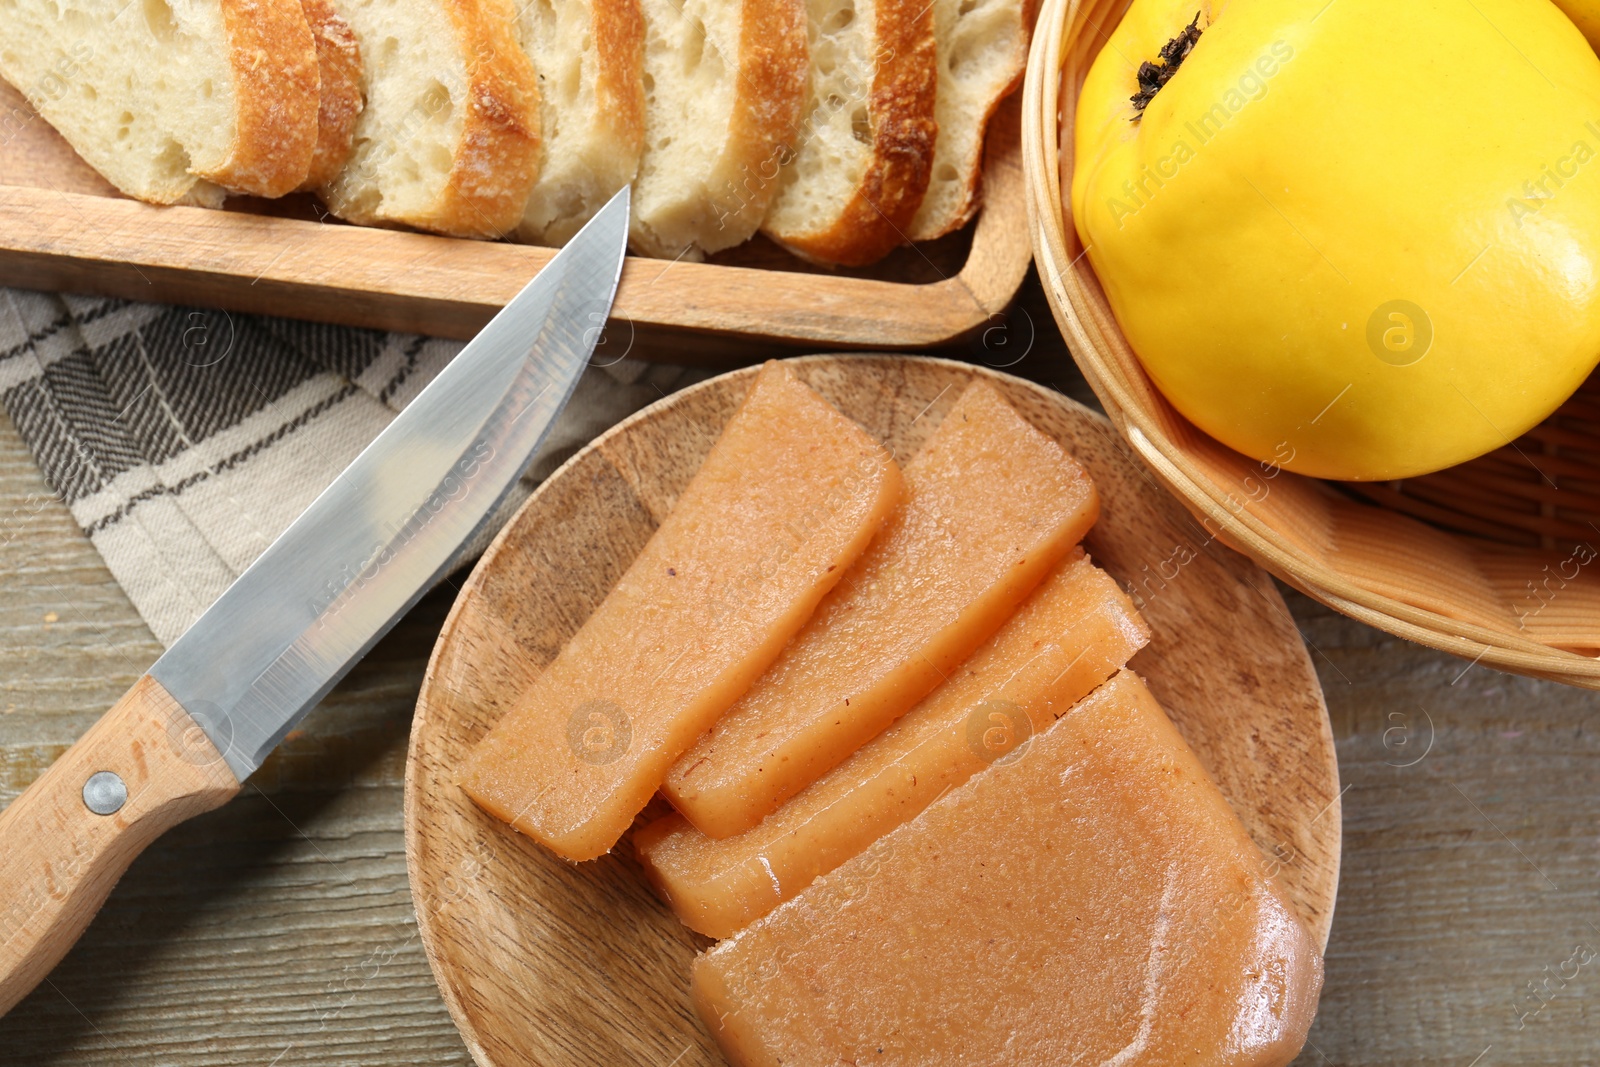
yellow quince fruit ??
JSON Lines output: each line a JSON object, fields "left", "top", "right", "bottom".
{"left": 1072, "top": 0, "right": 1600, "bottom": 480}
{"left": 1553, "top": 0, "right": 1600, "bottom": 52}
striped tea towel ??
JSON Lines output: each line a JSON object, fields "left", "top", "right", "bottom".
{"left": 0, "top": 288, "right": 708, "bottom": 646}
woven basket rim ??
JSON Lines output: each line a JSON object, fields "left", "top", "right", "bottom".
{"left": 1021, "top": 0, "right": 1600, "bottom": 687}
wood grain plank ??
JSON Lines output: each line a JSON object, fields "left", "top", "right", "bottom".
{"left": 0, "top": 313, "right": 1598, "bottom": 1066}
{"left": 0, "top": 82, "right": 1031, "bottom": 358}
{"left": 0, "top": 410, "right": 475, "bottom": 1066}
{"left": 1293, "top": 591, "right": 1600, "bottom": 1067}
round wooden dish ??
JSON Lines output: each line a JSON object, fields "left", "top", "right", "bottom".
{"left": 1024, "top": 0, "right": 1600, "bottom": 688}
{"left": 405, "top": 356, "right": 1341, "bottom": 1067}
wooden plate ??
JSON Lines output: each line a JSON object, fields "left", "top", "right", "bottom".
{"left": 0, "top": 84, "right": 1028, "bottom": 362}
{"left": 404, "top": 355, "right": 1342, "bottom": 1067}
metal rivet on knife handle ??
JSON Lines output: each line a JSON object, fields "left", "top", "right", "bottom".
{"left": 0, "top": 188, "right": 631, "bottom": 1022}
{"left": 81, "top": 771, "right": 127, "bottom": 816}
{"left": 0, "top": 676, "right": 240, "bottom": 1019}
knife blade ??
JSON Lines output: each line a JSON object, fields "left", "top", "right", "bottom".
{"left": 0, "top": 187, "right": 631, "bottom": 1017}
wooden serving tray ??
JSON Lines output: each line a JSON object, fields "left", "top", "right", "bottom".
{"left": 0, "top": 83, "right": 1031, "bottom": 361}
{"left": 405, "top": 356, "right": 1341, "bottom": 1067}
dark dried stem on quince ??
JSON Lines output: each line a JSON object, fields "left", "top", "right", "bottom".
{"left": 1131, "top": 12, "right": 1204, "bottom": 119}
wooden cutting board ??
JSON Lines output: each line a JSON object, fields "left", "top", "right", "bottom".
{"left": 0, "top": 83, "right": 1031, "bottom": 362}
{"left": 404, "top": 356, "right": 1341, "bottom": 1067}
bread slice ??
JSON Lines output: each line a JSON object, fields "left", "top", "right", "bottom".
{"left": 907, "top": 0, "right": 1037, "bottom": 241}
{"left": 320, "top": 0, "right": 541, "bottom": 238}
{"left": 0, "top": 0, "right": 320, "bottom": 204}
{"left": 630, "top": 0, "right": 808, "bottom": 259}
{"left": 299, "top": 0, "right": 364, "bottom": 191}
{"left": 760, "top": 0, "right": 937, "bottom": 267}
{"left": 514, "top": 0, "right": 646, "bottom": 246}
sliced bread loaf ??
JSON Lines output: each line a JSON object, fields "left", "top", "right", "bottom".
{"left": 760, "top": 0, "right": 937, "bottom": 267}
{"left": 0, "top": 0, "right": 320, "bottom": 204}
{"left": 320, "top": 0, "right": 542, "bottom": 238}
{"left": 514, "top": 0, "right": 646, "bottom": 246}
{"left": 299, "top": 0, "right": 364, "bottom": 191}
{"left": 907, "top": 0, "right": 1036, "bottom": 241}
{"left": 630, "top": 0, "right": 808, "bottom": 259}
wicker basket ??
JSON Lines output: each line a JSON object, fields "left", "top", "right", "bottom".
{"left": 1023, "top": 0, "right": 1600, "bottom": 688}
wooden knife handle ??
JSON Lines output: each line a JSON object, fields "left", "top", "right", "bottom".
{"left": 0, "top": 675, "right": 239, "bottom": 1017}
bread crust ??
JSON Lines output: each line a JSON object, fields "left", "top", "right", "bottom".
{"left": 298, "top": 0, "right": 363, "bottom": 192}
{"left": 514, "top": 0, "right": 645, "bottom": 244}
{"left": 208, "top": 0, "right": 321, "bottom": 197}
{"left": 430, "top": 0, "right": 543, "bottom": 238}
{"left": 595, "top": 0, "right": 647, "bottom": 168}
{"left": 768, "top": 0, "right": 939, "bottom": 266}
{"left": 906, "top": 0, "right": 1039, "bottom": 241}
{"left": 706, "top": 0, "right": 808, "bottom": 253}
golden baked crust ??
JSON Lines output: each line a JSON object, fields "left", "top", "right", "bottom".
{"left": 298, "top": 0, "right": 363, "bottom": 192}
{"left": 207, "top": 0, "right": 321, "bottom": 197}
{"left": 774, "top": 0, "right": 939, "bottom": 266}
{"left": 595, "top": 0, "right": 646, "bottom": 169}
{"left": 713, "top": 0, "right": 809, "bottom": 245}
{"left": 907, "top": 0, "right": 1040, "bottom": 241}
{"left": 512, "top": 0, "right": 644, "bottom": 245}
{"left": 429, "top": 0, "right": 542, "bottom": 238}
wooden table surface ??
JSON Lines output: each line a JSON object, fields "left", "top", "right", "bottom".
{"left": 1, "top": 275, "right": 1597, "bottom": 1067}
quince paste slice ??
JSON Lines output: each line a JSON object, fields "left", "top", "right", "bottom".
{"left": 638, "top": 550, "right": 1149, "bottom": 938}
{"left": 460, "top": 361, "right": 904, "bottom": 860}
{"left": 693, "top": 671, "right": 1323, "bottom": 1067}
{"left": 663, "top": 381, "right": 1099, "bottom": 839}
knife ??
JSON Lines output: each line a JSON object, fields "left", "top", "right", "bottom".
{"left": 0, "top": 187, "right": 631, "bottom": 1017}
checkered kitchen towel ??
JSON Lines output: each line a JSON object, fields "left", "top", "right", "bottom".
{"left": 0, "top": 289, "right": 707, "bottom": 646}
